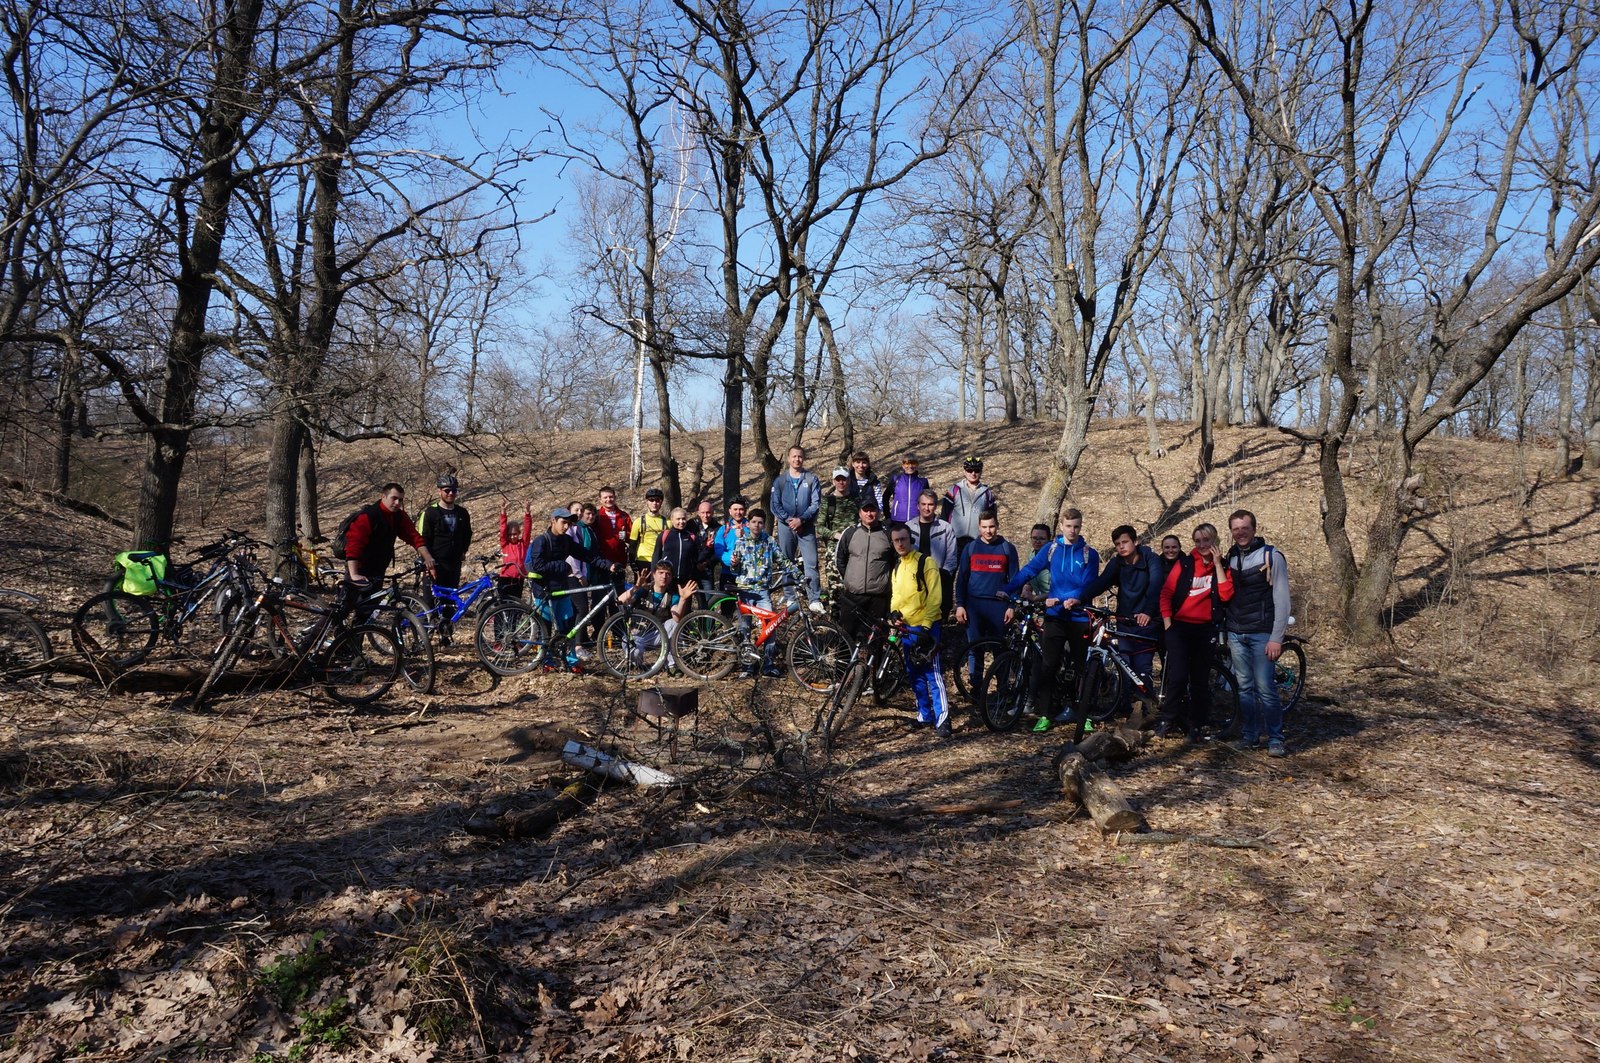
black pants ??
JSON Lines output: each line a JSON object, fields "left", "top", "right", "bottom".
{"left": 1034, "top": 614, "right": 1090, "bottom": 710}
{"left": 1161, "top": 620, "right": 1215, "bottom": 733}
{"left": 837, "top": 590, "right": 889, "bottom": 642}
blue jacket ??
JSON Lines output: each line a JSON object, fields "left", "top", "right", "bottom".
{"left": 769, "top": 471, "right": 821, "bottom": 528}
{"left": 955, "top": 536, "right": 1018, "bottom": 610}
{"left": 1003, "top": 536, "right": 1100, "bottom": 618}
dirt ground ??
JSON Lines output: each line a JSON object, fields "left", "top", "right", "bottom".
{"left": 2, "top": 422, "right": 1597, "bottom": 1061}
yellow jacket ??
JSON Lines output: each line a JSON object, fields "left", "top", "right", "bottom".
{"left": 890, "top": 550, "right": 941, "bottom": 628}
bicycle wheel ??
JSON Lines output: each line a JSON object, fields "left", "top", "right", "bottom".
{"left": 819, "top": 659, "right": 869, "bottom": 742}
{"left": 939, "top": 624, "right": 971, "bottom": 699}
{"left": 0, "top": 607, "right": 51, "bottom": 683}
{"left": 786, "top": 618, "right": 852, "bottom": 692}
{"left": 71, "top": 591, "right": 160, "bottom": 669}
{"left": 1276, "top": 640, "right": 1307, "bottom": 719}
{"left": 275, "top": 555, "right": 310, "bottom": 590}
{"left": 190, "top": 621, "right": 252, "bottom": 711}
{"left": 596, "top": 610, "right": 669, "bottom": 680}
{"left": 386, "top": 608, "right": 435, "bottom": 694}
{"left": 474, "top": 599, "right": 549, "bottom": 676}
{"left": 979, "top": 651, "right": 1029, "bottom": 732}
{"left": 319, "top": 624, "right": 400, "bottom": 705}
{"left": 870, "top": 644, "right": 906, "bottom": 706}
{"left": 1208, "top": 661, "right": 1242, "bottom": 737}
{"left": 670, "top": 609, "right": 739, "bottom": 681}
{"left": 1080, "top": 651, "right": 1126, "bottom": 723}
{"left": 958, "top": 636, "right": 1006, "bottom": 711}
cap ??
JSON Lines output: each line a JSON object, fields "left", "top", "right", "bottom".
{"left": 962, "top": 455, "right": 984, "bottom": 472}
{"left": 858, "top": 498, "right": 880, "bottom": 512}
{"left": 832, "top": 466, "right": 849, "bottom": 479}
{"left": 550, "top": 506, "right": 574, "bottom": 519}
{"left": 436, "top": 473, "right": 459, "bottom": 490}
{"left": 645, "top": 487, "right": 665, "bottom": 500}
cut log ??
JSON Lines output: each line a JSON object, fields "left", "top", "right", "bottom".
{"left": 1053, "top": 749, "right": 1147, "bottom": 834}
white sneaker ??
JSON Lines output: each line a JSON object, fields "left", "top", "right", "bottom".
{"left": 808, "top": 600, "right": 825, "bottom": 615}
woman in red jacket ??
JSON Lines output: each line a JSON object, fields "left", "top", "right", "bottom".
{"left": 1158, "top": 522, "right": 1235, "bottom": 741}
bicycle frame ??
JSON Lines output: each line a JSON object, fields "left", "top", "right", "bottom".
{"left": 421, "top": 571, "right": 497, "bottom": 625}
{"left": 543, "top": 580, "right": 626, "bottom": 641}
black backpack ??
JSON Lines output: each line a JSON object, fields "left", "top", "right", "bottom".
{"left": 331, "top": 503, "right": 384, "bottom": 561}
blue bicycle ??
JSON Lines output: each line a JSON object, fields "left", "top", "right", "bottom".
{"left": 401, "top": 555, "right": 503, "bottom": 646}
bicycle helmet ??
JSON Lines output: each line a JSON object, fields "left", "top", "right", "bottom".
{"left": 645, "top": 487, "right": 665, "bottom": 501}
{"left": 962, "top": 455, "right": 984, "bottom": 472}
{"left": 436, "top": 473, "right": 459, "bottom": 491}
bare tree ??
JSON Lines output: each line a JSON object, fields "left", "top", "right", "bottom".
{"left": 1016, "top": 0, "right": 1200, "bottom": 524}
{"left": 1174, "top": 0, "right": 1600, "bottom": 638}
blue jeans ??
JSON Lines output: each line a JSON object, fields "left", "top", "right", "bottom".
{"left": 774, "top": 522, "right": 821, "bottom": 602}
{"left": 1228, "top": 631, "right": 1283, "bottom": 743}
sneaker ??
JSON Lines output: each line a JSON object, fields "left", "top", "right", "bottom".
{"left": 1267, "top": 740, "right": 1288, "bottom": 758}
{"left": 935, "top": 720, "right": 952, "bottom": 738}
{"left": 761, "top": 664, "right": 785, "bottom": 679}
{"left": 1032, "top": 717, "right": 1052, "bottom": 734}
{"left": 1228, "top": 737, "right": 1256, "bottom": 752}
{"left": 807, "top": 600, "right": 825, "bottom": 615}
{"left": 1153, "top": 720, "right": 1172, "bottom": 739}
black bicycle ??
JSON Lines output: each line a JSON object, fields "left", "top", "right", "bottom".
{"left": 72, "top": 532, "right": 258, "bottom": 670}
{"left": 977, "top": 597, "right": 1121, "bottom": 733}
{"left": 192, "top": 581, "right": 401, "bottom": 710}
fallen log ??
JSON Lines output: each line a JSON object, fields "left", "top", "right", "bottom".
{"left": 48, "top": 655, "right": 297, "bottom": 693}
{"left": 1054, "top": 747, "right": 1147, "bottom": 834}
{"left": 562, "top": 740, "right": 681, "bottom": 787}
{"left": 1111, "top": 830, "right": 1277, "bottom": 853}
{"left": 464, "top": 778, "right": 602, "bottom": 839}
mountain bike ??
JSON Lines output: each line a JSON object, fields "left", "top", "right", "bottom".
{"left": 271, "top": 533, "right": 339, "bottom": 591}
{"left": 191, "top": 581, "right": 401, "bottom": 710}
{"left": 668, "top": 578, "right": 850, "bottom": 690}
{"left": 1073, "top": 605, "right": 1240, "bottom": 727}
{"left": 976, "top": 597, "right": 1122, "bottom": 733}
{"left": 71, "top": 532, "right": 260, "bottom": 670}
{"left": 0, "top": 588, "right": 53, "bottom": 684}
{"left": 406, "top": 555, "right": 501, "bottom": 645}
{"left": 474, "top": 571, "right": 670, "bottom": 680}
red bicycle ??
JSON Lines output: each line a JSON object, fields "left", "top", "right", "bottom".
{"left": 669, "top": 589, "right": 850, "bottom": 690}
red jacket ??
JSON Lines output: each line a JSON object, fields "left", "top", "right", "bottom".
{"left": 594, "top": 507, "right": 632, "bottom": 566}
{"left": 344, "top": 504, "right": 425, "bottom": 579}
{"left": 1160, "top": 550, "right": 1235, "bottom": 625}
{"left": 498, "top": 509, "right": 533, "bottom": 578}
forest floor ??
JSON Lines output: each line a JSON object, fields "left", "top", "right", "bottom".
{"left": 2, "top": 422, "right": 1598, "bottom": 1061}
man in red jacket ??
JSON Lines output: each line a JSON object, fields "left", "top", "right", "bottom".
{"left": 341, "top": 482, "right": 437, "bottom": 589}
{"left": 593, "top": 485, "right": 632, "bottom": 569}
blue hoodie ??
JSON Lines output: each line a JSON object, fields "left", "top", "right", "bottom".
{"left": 1002, "top": 536, "right": 1100, "bottom": 618}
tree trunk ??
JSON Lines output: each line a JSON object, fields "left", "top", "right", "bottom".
{"left": 298, "top": 435, "right": 322, "bottom": 540}
{"left": 1554, "top": 293, "right": 1576, "bottom": 474}
{"left": 262, "top": 404, "right": 304, "bottom": 566}
{"left": 130, "top": 0, "right": 266, "bottom": 550}
{"left": 1036, "top": 392, "right": 1092, "bottom": 526}
{"left": 52, "top": 340, "right": 79, "bottom": 494}
{"left": 652, "top": 353, "right": 680, "bottom": 507}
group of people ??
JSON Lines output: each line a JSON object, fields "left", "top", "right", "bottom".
{"left": 332, "top": 451, "right": 1293, "bottom": 755}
